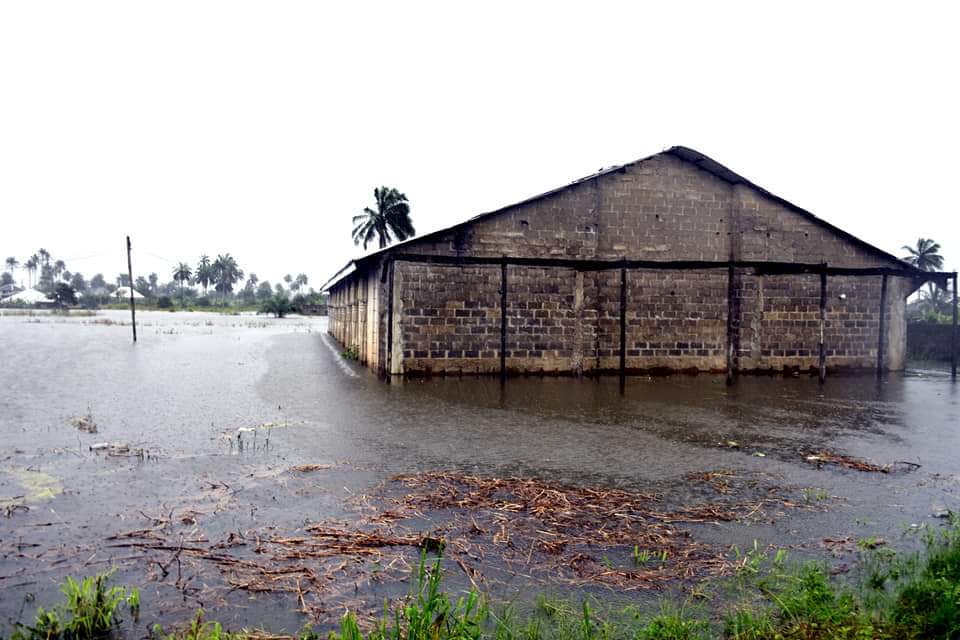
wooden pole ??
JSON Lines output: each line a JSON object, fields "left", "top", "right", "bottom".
{"left": 126, "top": 236, "right": 136, "bottom": 343}
{"left": 952, "top": 272, "right": 958, "bottom": 379}
{"left": 500, "top": 261, "right": 507, "bottom": 383}
{"left": 726, "top": 263, "right": 735, "bottom": 385}
{"left": 385, "top": 260, "right": 394, "bottom": 381}
{"left": 818, "top": 265, "right": 827, "bottom": 383}
{"left": 877, "top": 273, "right": 887, "bottom": 376}
{"left": 619, "top": 266, "right": 627, "bottom": 387}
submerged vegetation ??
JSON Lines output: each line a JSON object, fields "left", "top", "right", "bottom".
{"left": 10, "top": 573, "right": 139, "bottom": 640}
{"left": 11, "top": 520, "right": 960, "bottom": 640}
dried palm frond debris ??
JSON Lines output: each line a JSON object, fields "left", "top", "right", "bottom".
{"left": 803, "top": 450, "right": 921, "bottom": 473}
{"left": 686, "top": 469, "right": 737, "bottom": 494}
{"left": 289, "top": 464, "right": 334, "bottom": 473}
{"left": 99, "top": 471, "right": 797, "bottom": 622}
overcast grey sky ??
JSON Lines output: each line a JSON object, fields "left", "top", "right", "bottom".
{"left": 2, "top": 2, "right": 957, "bottom": 289}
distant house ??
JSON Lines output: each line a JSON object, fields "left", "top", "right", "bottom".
{"left": 2, "top": 288, "right": 54, "bottom": 307}
{"left": 114, "top": 286, "right": 146, "bottom": 301}
{"left": 325, "top": 146, "right": 947, "bottom": 378}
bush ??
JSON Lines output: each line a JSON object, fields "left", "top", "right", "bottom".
{"left": 157, "top": 296, "right": 173, "bottom": 309}
{"left": 260, "top": 294, "right": 295, "bottom": 318}
{"left": 195, "top": 297, "right": 211, "bottom": 307}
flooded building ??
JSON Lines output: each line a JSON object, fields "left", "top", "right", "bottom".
{"left": 324, "top": 147, "right": 932, "bottom": 378}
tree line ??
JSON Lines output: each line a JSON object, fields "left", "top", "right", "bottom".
{"left": 2, "top": 249, "right": 322, "bottom": 310}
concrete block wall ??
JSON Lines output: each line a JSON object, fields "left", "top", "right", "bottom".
{"left": 328, "top": 152, "right": 913, "bottom": 376}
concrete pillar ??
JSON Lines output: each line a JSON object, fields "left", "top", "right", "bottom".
{"left": 390, "top": 263, "right": 404, "bottom": 376}
{"left": 572, "top": 271, "right": 584, "bottom": 375}
{"left": 884, "top": 276, "right": 910, "bottom": 371}
{"left": 359, "top": 275, "right": 368, "bottom": 364}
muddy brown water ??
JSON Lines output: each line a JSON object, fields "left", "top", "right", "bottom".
{"left": 1, "top": 310, "right": 959, "bottom": 633}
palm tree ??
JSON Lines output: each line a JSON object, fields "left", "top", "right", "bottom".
{"left": 212, "top": 254, "right": 243, "bottom": 305}
{"left": 902, "top": 238, "right": 944, "bottom": 272}
{"left": 53, "top": 260, "right": 66, "bottom": 282}
{"left": 5, "top": 257, "right": 18, "bottom": 283}
{"left": 352, "top": 186, "right": 415, "bottom": 250}
{"left": 27, "top": 254, "right": 39, "bottom": 287}
{"left": 195, "top": 254, "right": 213, "bottom": 297}
{"left": 295, "top": 273, "right": 308, "bottom": 293}
{"left": 38, "top": 248, "right": 50, "bottom": 267}
{"left": 902, "top": 238, "right": 945, "bottom": 297}
{"left": 173, "top": 262, "right": 192, "bottom": 306}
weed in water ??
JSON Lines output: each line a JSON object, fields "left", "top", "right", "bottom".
{"left": 633, "top": 545, "right": 651, "bottom": 566}
{"left": 12, "top": 572, "right": 138, "bottom": 640}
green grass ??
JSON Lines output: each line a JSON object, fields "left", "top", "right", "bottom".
{"left": 11, "top": 572, "right": 139, "bottom": 640}
{"left": 12, "top": 519, "right": 960, "bottom": 640}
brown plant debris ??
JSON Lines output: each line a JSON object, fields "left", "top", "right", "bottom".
{"left": 289, "top": 464, "right": 334, "bottom": 473}
{"left": 803, "top": 450, "right": 921, "bottom": 473}
{"left": 69, "top": 413, "right": 98, "bottom": 433}
{"left": 99, "top": 471, "right": 796, "bottom": 623}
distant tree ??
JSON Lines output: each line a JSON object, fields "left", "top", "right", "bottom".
{"left": 257, "top": 281, "right": 273, "bottom": 302}
{"left": 195, "top": 254, "right": 213, "bottom": 296}
{"left": 148, "top": 272, "right": 159, "bottom": 293}
{"left": 70, "top": 272, "right": 87, "bottom": 292}
{"left": 62, "top": 270, "right": 72, "bottom": 284}
{"left": 38, "top": 265, "right": 54, "bottom": 292}
{"left": 213, "top": 253, "right": 243, "bottom": 304}
{"left": 24, "top": 256, "right": 38, "bottom": 288}
{"left": 90, "top": 273, "right": 107, "bottom": 290}
{"left": 117, "top": 273, "right": 131, "bottom": 288}
{"left": 274, "top": 282, "right": 286, "bottom": 296}
{"left": 38, "top": 248, "right": 50, "bottom": 267}
{"left": 1, "top": 272, "right": 13, "bottom": 287}
{"left": 212, "top": 254, "right": 243, "bottom": 305}
{"left": 902, "top": 238, "right": 945, "bottom": 298}
{"left": 902, "top": 238, "right": 944, "bottom": 272}
{"left": 260, "top": 293, "right": 295, "bottom": 318}
{"left": 240, "top": 273, "right": 258, "bottom": 304}
{"left": 134, "top": 276, "right": 151, "bottom": 296}
{"left": 283, "top": 274, "right": 293, "bottom": 286}
{"left": 48, "top": 282, "right": 77, "bottom": 307}
{"left": 352, "top": 186, "right": 415, "bottom": 250}
{"left": 5, "top": 257, "right": 19, "bottom": 280}
{"left": 53, "top": 259, "right": 66, "bottom": 282}
{"left": 172, "top": 262, "right": 193, "bottom": 306}
{"left": 295, "top": 273, "right": 308, "bottom": 292}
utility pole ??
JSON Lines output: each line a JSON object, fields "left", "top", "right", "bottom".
{"left": 126, "top": 236, "right": 137, "bottom": 343}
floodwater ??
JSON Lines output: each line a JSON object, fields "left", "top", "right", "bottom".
{"left": 1, "top": 310, "right": 959, "bottom": 633}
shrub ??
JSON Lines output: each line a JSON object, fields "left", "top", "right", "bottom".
{"left": 157, "top": 296, "right": 173, "bottom": 309}
{"left": 260, "top": 294, "right": 295, "bottom": 318}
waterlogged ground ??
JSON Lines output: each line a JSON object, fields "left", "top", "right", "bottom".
{"left": 1, "top": 309, "right": 959, "bottom": 634}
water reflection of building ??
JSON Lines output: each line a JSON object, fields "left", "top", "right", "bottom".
{"left": 324, "top": 147, "right": 950, "bottom": 379}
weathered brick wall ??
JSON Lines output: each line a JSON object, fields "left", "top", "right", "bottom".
{"left": 330, "top": 152, "right": 909, "bottom": 375}
{"left": 504, "top": 266, "right": 577, "bottom": 373}
{"left": 623, "top": 270, "right": 728, "bottom": 372}
{"left": 399, "top": 263, "right": 501, "bottom": 375}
